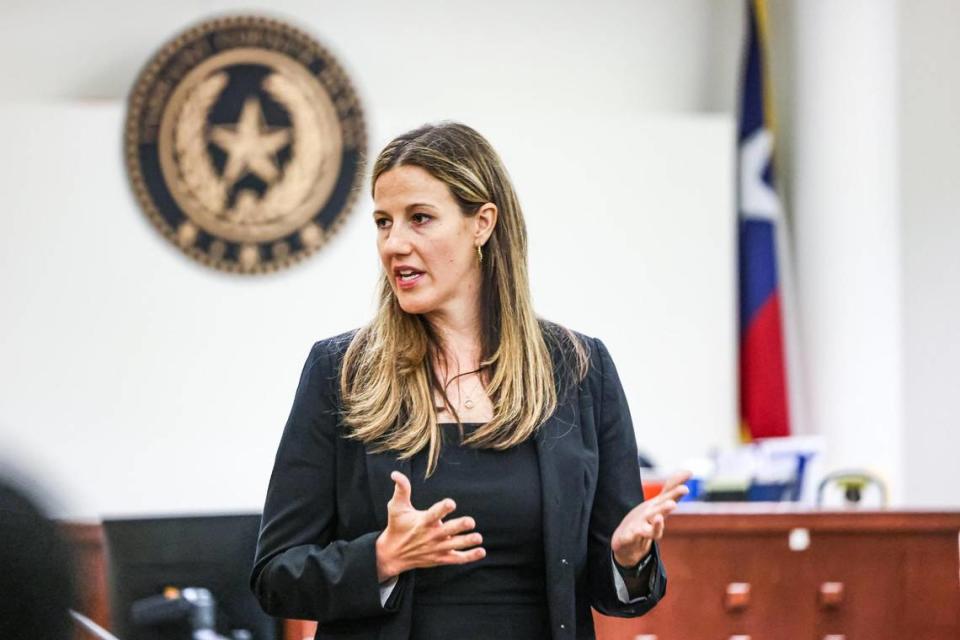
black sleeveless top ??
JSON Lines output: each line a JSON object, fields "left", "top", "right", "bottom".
{"left": 407, "top": 423, "right": 552, "bottom": 639}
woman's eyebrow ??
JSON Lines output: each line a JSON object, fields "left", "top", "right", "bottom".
{"left": 373, "top": 203, "right": 438, "bottom": 216}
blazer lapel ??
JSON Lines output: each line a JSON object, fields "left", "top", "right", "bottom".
{"left": 535, "top": 398, "right": 586, "bottom": 558}
{"left": 536, "top": 395, "right": 586, "bottom": 634}
{"left": 365, "top": 449, "right": 411, "bottom": 531}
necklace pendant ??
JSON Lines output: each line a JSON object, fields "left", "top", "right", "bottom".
{"left": 464, "top": 399, "right": 474, "bottom": 409}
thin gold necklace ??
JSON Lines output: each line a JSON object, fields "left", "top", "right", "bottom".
{"left": 440, "top": 366, "right": 485, "bottom": 411}
{"left": 458, "top": 371, "right": 485, "bottom": 410}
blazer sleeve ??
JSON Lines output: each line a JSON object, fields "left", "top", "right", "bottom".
{"left": 587, "top": 337, "right": 667, "bottom": 617}
{"left": 249, "top": 341, "right": 404, "bottom": 624}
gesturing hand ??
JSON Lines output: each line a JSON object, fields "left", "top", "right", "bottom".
{"left": 611, "top": 470, "right": 692, "bottom": 568}
{"left": 374, "top": 471, "right": 486, "bottom": 582}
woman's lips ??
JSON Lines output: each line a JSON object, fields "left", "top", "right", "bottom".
{"left": 396, "top": 272, "right": 424, "bottom": 289}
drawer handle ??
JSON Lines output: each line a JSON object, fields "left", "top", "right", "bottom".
{"left": 724, "top": 582, "right": 751, "bottom": 611}
{"left": 729, "top": 636, "right": 752, "bottom": 640}
{"left": 823, "top": 636, "right": 846, "bottom": 640}
{"left": 819, "top": 582, "right": 845, "bottom": 608}
{"left": 634, "top": 636, "right": 658, "bottom": 640}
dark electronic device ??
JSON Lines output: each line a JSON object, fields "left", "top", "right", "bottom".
{"left": 103, "top": 514, "right": 278, "bottom": 640}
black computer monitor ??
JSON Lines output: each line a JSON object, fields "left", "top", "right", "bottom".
{"left": 103, "top": 514, "right": 279, "bottom": 640}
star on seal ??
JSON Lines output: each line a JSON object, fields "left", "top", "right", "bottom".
{"left": 210, "top": 96, "right": 292, "bottom": 188}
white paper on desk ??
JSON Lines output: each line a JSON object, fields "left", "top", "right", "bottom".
{"left": 708, "top": 446, "right": 759, "bottom": 489}
{"left": 754, "top": 435, "right": 825, "bottom": 505}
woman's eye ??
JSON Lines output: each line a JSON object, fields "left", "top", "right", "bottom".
{"left": 374, "top": 218, "right": 390, "bottom": 228}
{"left": 412, "top": 213, "right": 431, "bottom": 224}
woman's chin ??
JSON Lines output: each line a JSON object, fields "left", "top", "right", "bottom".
{"left": 396, "top": 296, "right": 435, "bottom": 316}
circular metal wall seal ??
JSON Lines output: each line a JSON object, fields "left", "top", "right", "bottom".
{"left": 125, "top": 15, "right": 367, "bottom": 273}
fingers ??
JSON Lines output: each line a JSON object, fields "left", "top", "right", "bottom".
{"left": 658, "top": 469, "right": 694, "bottom": 495}
{"left": 651, "top": 514, "right": 665, "bottom": 539}
{"left": 437, "top": 531, "right": 484, "bottom": 552}
{"left": 618, "top": 498, "right": 678, "bottom": 545}
{"left": 442, "top": 547, "right": 487, "bottom": 564}
{"left": 645, "top": 499, "right": 680, "bottom": 520}
{"left": 440, "top": 515, "right": 477, "bottom": 537}
{"left": 388, "top": 471, "right": 412, "bottom": 507}
{"left": 630, "top": 496, "right": 680, "bottom": 521}
{"left": 648, "top": 476, "right": 691, "bottom": 505}
{"left": 626, "top": 515, "right": 664, "bottom": 542}
{"left": 658, "top": 482, "right": 690, "bottom": 501}
{"left": 424, "top": 497, "right": 458, "bottom": 523}
{"left": 621, "top": 511, "right": 667, "bottom": 543}
{"left": 424, "top": 521, "right": 486, "bottom": 568}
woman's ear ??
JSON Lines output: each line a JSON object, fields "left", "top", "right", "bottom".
{"left": 474, "top": 203, "right": 498, "bottom": 245}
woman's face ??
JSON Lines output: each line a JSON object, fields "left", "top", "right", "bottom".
{"left": 373, "top": 165, "right": 495, "bottom": 320}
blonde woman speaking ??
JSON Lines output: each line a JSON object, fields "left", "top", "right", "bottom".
{"left": 250, "top": 122, "right": 690, "bottom": 639}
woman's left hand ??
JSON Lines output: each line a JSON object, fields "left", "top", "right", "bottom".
{"left": 611, "top": 470, "right": 693, "bottom": 567}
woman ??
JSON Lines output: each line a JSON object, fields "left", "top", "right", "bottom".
{"left": 250, "top": 122, "right": 689, "bottom": 639}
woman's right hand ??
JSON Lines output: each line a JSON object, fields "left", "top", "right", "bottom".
{"left": 375, "top": 471, "right": 485, "bottom": 582}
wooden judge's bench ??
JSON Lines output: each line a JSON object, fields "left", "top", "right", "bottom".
{"left": 591, "top": 505, "right": 960, "bottom": 639}
{"left": 67, "top": 506, "right": 960, "bottom": 640}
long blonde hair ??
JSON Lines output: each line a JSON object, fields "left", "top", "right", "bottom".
{"left": 340, "top": 122, "right": 587, "bottom": 476}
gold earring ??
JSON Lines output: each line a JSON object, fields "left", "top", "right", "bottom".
{"left": 476, "top": 244, "right": 483, "bottom": 265}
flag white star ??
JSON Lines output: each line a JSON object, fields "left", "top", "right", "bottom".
{"left": 739, "top": 128, "right": 782, "bottom": 222}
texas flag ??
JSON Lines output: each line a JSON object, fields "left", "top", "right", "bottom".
{"left": 738, "top": 0, "right": 791, "bottom": 440}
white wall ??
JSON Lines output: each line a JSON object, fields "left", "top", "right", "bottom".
{"left": 899, "top": 0, "right": 960, "bottom": 507}
{"left": 787, "top": 1, "right": 904, "bottom": 501}
{"left": 0, "top": 0, "right": 744, "bottom": 112}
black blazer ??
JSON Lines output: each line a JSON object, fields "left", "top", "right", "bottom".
{"left": 250, "top": 328, "right": 666, "bottom": 640}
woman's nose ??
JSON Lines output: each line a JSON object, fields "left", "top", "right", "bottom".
{"left": 382, "top": 226, "right": 413, "bottom": 255}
